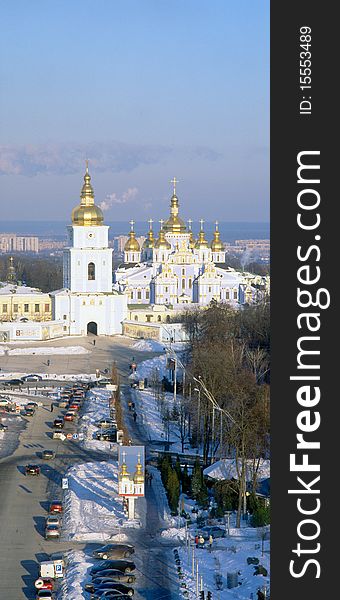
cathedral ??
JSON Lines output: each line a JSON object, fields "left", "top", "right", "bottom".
{"left": 114, "top": 178, "right": 262, "bottom": 307}
{"left": 51, "top": 164, "right": 127, "bottom": 336}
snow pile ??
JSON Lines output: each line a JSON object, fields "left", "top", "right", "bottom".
{"left": 204, "top": 459, "right": 270, "bottom": 482}
{"left": 78, "top": 387, "right": 116, "bottom": 453}
{"left": 56, "top": 550, "right": 91, "bottom": 600}
{"left": 132, "top": 339, "right": 166, "bottom": 352}
{"left": 62, "top": 461, "right": 140, "bottom": 541}
{"left": 7, "top": 345, "right": 90, "bottom": 355}
{"left": 129, "top": 354, "right": 168, "bottom": 381}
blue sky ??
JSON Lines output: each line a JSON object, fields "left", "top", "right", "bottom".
{"left": 0, "top": 0, "right": 269, "bottom": 223}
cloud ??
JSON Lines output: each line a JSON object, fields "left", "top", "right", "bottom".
{"left": 99, "top": 187, "right": 138, "bottom": 211}
{"left": 0, "top": 141, "right": 222, "bottom": 177}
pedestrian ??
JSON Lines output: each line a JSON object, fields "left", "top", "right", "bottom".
{"left": 50, "top": 403, "right": 54, "bottom": 413}
{"left": 149, "top": 472, "right": 153, "bottom": 486}
{"left": 209, "top": 534, "right": 213, "bottom": 552}
{"left": 47, "top": 359, "right": 50, "bottom": 366}
{"left": 199, "top": 535, "right": 204, "bottom": 548}
{"left": 93, "top": 339, "right": 96, "bottom": 346}
{"left": 133, "top": 411, "right": 137, "bottom": 422}
{"left": 195, "top": 534, "right": 199, "bottom": 547}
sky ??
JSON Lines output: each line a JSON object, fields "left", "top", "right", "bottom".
{"left": 0, "top": 0, "right": 269, "bottom": 224}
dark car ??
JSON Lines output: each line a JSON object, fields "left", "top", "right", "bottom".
{"left": 42, "top": 449, "right": 55, "bottom": 460}
{"left": 91, "top": 588, "right": 133, "bottom": 599}
{"left": 88, "top": 581, "right": 134, "bottom": 595}
{"left": 90, "top": 561, "right": 136, "bottom": 576}
{"left": 23, "top": 407, "right": 35, "bottom": 417}
{"left": 92, "top": 545, "right": 134, "bottom": 560}
{"left": 199, "top": 525, "right": 226, "bottom": 540}
{"left": 25, "top": 464, "right": 40, "bottom": 475}
{"left": 0, "top": 423, "right": 8, "bottom": 431}
{"left": 21, "top": 374, "right": 43, "bottom": 381}
{"left": 4, "top": 379, "right": 23, "bottom": 386}
{"left": 53, "top": 418, "right": 64, "bottom": 429}
{"left": 95, "top": 430, "right": 117, "bottom": 442}
{"left": 85, "top": 574, "right": 136, "bottom": 590}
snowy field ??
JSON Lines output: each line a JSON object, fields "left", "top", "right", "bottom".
{"left": 62, "top": 461, "right": 139, "bottom": 542}
{"left": 204, "top": 459, "right": 270, "bottom": 482}
{"left": 132, "top": 339, "right": 188, "bottom": 352}
{"left": 3, "top": 345, "right": 91, "bottom": 355}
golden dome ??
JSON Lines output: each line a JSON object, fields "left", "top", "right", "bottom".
{"left": 155, "top": 221, "right": 171, "bottom": 249}
{"left": 71, "top": 163, "right": 104, "bottom": 226}
{"left": 211, "top": 221, "right": 224, "bottom": 251}
{"left": 195, "top": 220, "right": 209, "bottom": 249}
{"left": 133, "top": 455, "right": 144, "bottom": 484}
{"left": 163, "top": 194, "right": 187, "bottom": 233}
{"left": 142, "top": 219, "right": 155, "bottom": 249}
{"left": 124, "top": 221, "right": 140, "bottom": 252}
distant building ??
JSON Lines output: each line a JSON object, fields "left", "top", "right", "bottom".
{"left": 0, "top": 282, "right": 52, "bottom": 322}
{"left": 0, "top": 234, "right": 39, "bottom": 253}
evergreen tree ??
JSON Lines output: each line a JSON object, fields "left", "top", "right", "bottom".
{"left": 167, "top": 470, "right": 180, "bottom": 513}
{"left": 191, "top": 458, "right": 203, "bottom": 499}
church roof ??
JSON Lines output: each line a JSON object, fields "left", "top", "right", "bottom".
{"left": 71, "top": 163, "right": 104, "bottom": 226}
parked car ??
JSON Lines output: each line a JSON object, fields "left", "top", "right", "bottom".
{"left": 45, "top": 524, "right": 60, "bottom": 540}
{"left": 23, "top": 407, "right": 35, "bottom": 417}
{"left": 92, "top": 545, "right": 135, "bottom": 560}
{"left": 26, "top": 401, "right": 40, "bottom": 408}
{"left": 35, "top": 578, "right": 54, "bottom": 590}
{"left": 53, "top": 418, "right": 64, "bottom": 429}
{"left": 199, "top": 525, "right": 226, "bottom": 540}
{"left": 42, "top": 449, "right": 55, "bottom": 460}
{"left": 25, "top": 464, "right": 40, "bottom": 476}
{"left": 95, "top": 419, "right": 117, "bottom": 429}
{"left": 0, "top": 423, "right": 8, "bottom": 431}
{"left": 95, "top": 430, "right": 117, "bottom": 442}
{"left": 89, "top": 582, "right": 134, "bottom": 597}
{"left": 68, "top": 402, "right": 81, "bottom": 410}
{"left": 45, "top": 515, "right": 62, "bottom": 527}
{"left": 90, "top": 561, "right": 136, "bottom": 576}
{"left": 21, "top": 374, "right": 43, "bottom": 381}
{"left": 63, "top": 412, "right": 76, "bottom": 421}
{"left": 49, "top": 500, "right": 63, "bottom": 513}
{"left": 85, "top": 574, "right": 136, "bottom": 591}
{"left": 91, "top": 592, "right": 131, "bottom": 600}
{"left": 3, "top": 379, "right": 23, "bottom": 386}
{"left": 53, "top": 430, "right": 65, "bottom": 439}
{"left": 36, "top": 590, "right": 53, "bottom": 600}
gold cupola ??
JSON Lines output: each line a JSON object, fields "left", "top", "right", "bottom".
{"left": 211, "top": 221, "right": 224, "bottom": 251}
{"left": 142, "top": 219, "right": 155, "bottom": 249}
{"left": 133, "top": 454, "right": 144, "bottom": 484}
{"left": 195, "top": 219, "right": 209, "bottom": 249}
{"left": 71, "top": 161, "right": 104, "bottom": 226}
{"left": 188, "top": 219, "right": 196, "bottom": 249}
{"left": 154, "top": 219, "right": 171, "bottom": 249}
{"left": 124, "top": 220, "right": 141, "bottom": 252}
{"left": 163, "top": 177, "right": 187, "bottom": 233}
{"left": 120, "top": 452, "right": 130, "bottom": 479}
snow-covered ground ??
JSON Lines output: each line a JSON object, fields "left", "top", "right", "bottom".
{"left": 6, "top": 345, "right": 90, "bottom": 355}
{"left": 204, "top": 459, "right": 270, "bottom": 482}
{"left": 62, "top": 461, "right": 140, "bottom": 542}
{"left": 56, "top": 550, "right": 92, "bottom": 600}
{"left": 132, "top": 338, "right": 188, "bottom": 352}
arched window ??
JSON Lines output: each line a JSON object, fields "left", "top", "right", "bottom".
{"left": 157, "top": 315, "right": 162, "bottom": 322}
{"left": 88, "top": 262, "right": 95, "bottom": 280}
{"left": 182, "top": 278, "right": 185, "bottom": 289}
{"left": 188, "top": 278, "right": 192, "bottom": 289}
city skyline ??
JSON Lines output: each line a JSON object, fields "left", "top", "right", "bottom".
{"left": 0, "top": 1, "right": 269, "bottom": 222}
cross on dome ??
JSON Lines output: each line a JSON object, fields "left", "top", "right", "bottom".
{"left": 148, "top": 218, "right": 153, "bottom": 228}
{"left": 130, "top": 220, "right": 135, "bottom": 231}
{"left": 170, "top": 177, "right": 179, "bottom": 195}
{"left": 199, "top": 218, "right": 204, "bottom": 230}
{"left": 85, "top": 159, "right": 89, "bottom": 173}
{"left": 159, "top": 219, "right": 164, "bottom": 228}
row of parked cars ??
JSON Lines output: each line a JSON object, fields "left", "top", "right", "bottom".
{"left": 85, "top": 543, "right": 137, "bottom": 598}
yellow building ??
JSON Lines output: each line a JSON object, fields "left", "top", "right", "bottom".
{"left": 0, "top": 283, "right": 52, "bottom": 322}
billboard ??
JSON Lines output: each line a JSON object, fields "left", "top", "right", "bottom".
{"left": 118, "top": 445, "right": 145, "bottom": 497}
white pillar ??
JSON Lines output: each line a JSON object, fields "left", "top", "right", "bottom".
{"left": 128, "top": 497, "right": 135, "bottom": 520}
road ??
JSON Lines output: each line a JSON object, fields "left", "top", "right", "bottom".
{"left": 0, "top": 338, "right": 179, "bottom": 599}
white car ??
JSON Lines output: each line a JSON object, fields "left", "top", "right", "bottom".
{"left": 46, "top": 515, "right": 62, "bottom": 527}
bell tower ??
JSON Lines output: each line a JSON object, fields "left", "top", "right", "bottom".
{"left": 63, "top": 163, "right": 113, "bottom": 293}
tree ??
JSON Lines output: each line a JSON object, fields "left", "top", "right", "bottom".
{"left": 167, "top": 470, "right": 180, "bottom": 513}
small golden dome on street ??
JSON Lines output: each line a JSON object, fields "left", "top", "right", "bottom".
{"left": 71, "top": 162, "right": 104, "bottom": 226}
{"left": 133, "top": 455, "right": 144, "bottom": 484}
